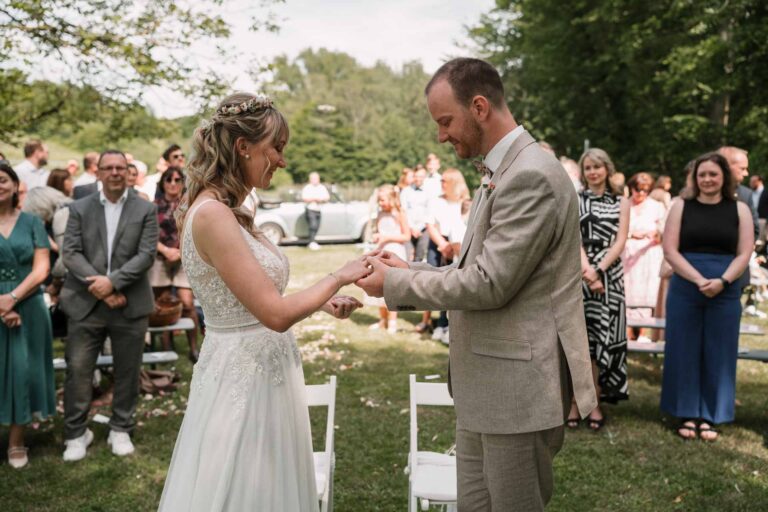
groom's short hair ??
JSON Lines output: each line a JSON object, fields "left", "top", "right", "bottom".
{"left": 426, "top": 58, "right": 505, "bottom": 109}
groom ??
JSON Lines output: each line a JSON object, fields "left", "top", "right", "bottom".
{"left": 357, "top": 58, "right": 596, "bottom": 510}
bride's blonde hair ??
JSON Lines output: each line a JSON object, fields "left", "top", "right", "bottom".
{"left": 177, "top": 92, "right": 289, "bottom": 236}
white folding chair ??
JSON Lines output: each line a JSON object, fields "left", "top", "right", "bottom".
{"left": 306, "top": 375, "right": 337, "bottom": 512}
{"left": 407, "top": 374, "right": 457, "bottom": 512}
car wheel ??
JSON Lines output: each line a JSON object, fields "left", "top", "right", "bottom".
{"left": 359, "top": 221, "right": 372, "bottom": 242}
{"left": 260, "top": 222, "right": 284, "bottom": 245}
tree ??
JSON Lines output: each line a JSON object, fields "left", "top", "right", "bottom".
{"left": 469, "top": 0, "right": 768, "bottom": 184}
{"left": 258, "top": 49, "right": 479, "bottom": 186}
{"left": 0, "top": 0, "right": 281, "bottom": 142}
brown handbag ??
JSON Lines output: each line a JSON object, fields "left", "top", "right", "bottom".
{"left": 148, "top": 292, "right": 183, "bottom": 327}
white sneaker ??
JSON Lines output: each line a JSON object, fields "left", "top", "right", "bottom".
{"left": 63, "top": 429, "right": 94, "bottom": 462}
{"left": 107, "top": 430, "right": 135, "bottom": 456}
{"left": 387, "top": 321, "right": 398, "bottom": 334}
{"left": 636, "top": 335, "right": 653, "bottom": 344}
{"left": 431, "top": 326, "right": 445, "bottom": 340}
{"left": 308, "top": 242, "right": 321, "bottom": 251}
{"left": 440, "top": 329, "right": 450, "bottom": 346}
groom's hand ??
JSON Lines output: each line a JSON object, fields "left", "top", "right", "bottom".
{"left": 355, "top": 256, "right": 389, "bottom": 297}
{"left": 370, "top": 250, "right": 409, "bottom": 269}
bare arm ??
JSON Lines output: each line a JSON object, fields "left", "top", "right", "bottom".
{"left": 194, "top": 201, "right": 369, "bottom": 333}
{"left": 662, "top": 198, "right": 706, "bottom": 285}
{"left": 378, "top": 211, "right": 411, "bottom": 245}
{"left": 597, "top": 197, "right": 630, "bottom": 271}
{"left": 12, "top": 248, "right": 50, "bottom": 302}
{"left": 722, "top": 202, "right": 754, "bottom": 282}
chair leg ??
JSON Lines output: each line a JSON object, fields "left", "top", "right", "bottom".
{"left": 409, "top": 480, "right": 416, "bottom": 512}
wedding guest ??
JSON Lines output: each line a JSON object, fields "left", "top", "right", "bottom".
{"left": 60, "top": 150, "right": 158, "bottom": 461}
{"left": 623, "top": 172, "right": 666, "bottom": 340}
{"left": 16, "top": 181, "right": 27, "bottom": 210}
{"left": 719, "top": 146, "right": 759, "bottom": 239}
{"left": 163, "top": 144, "right": 186, "bottom": 171}
{"left": 365, "top": 185, "right": 410, "bottom": 334}
{"left": 400, "top": 167, "right": 430, "bottom": 262}
{"left": 560, "top": 156, "right": 583, "bottom": 192}
{"left": 610, "top": 171, "right": 627, "bottom": 198}
{"left": 395, "top": 167, "right": 414, "bottom": 193}
{"left": 301, "top": 172, "right": 330, "bottom": 251}
{"left": 425, "top": 168, "right": 469, "bottom": 344}
{"left": 423, "top": 153, "right": 443, "bottom": 199}
{"left": 47, "top": 167, "right": 74, "bottom": 197}
{"left": 22, "top": 186, "right": 71, "bottom": 274}
{"left": 568, "top": 148, "right": 630, "bottom": 431}
{"left": 0, "top": 161, "right": 55, "bottom": 469}
{"left": 14, "top": 139, "right": 50, "bottom": 189}
{"left": 400, "top": 166, "right": 432, "bottom": 332}
{"left": 66, "top": 159, "right": 80, "bottom": 176}
{"left": 126, "top": 164, "right": 150, "bottom": 200}
{"left": 650, "top": 175, "right": 673, "bottom": 209}
{"left": 150, "top": 166, "right": 199, "bottom": 361}
{"left": 73, "top": 152, "right": 99, "bottom": 187}
{"left": 661, "top": 152, "right": 752, "bottom": 441}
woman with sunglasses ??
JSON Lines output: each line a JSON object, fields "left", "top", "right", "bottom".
{"left": 149, "top": 166, "right": 200, "bottom": 361}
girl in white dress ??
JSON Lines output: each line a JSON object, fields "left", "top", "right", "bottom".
{"left": 365, "top": 184, "right": 410, "bottom": 333}
{"left": 158, "top": 92, "right": 370, "bottom": 512}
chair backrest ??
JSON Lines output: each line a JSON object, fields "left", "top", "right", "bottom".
{"left": 409, "top": 374, "right": 453, "bottom": 458}
{"left": 306, "top": 375, "right": 337, "bottom": 475}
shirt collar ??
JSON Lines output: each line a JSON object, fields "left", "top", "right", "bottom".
{"left": 100, "top": 187, "right": 129, "bottom": 206}
{"left": 483, "top": 125, "right": 525, "bottom": 174}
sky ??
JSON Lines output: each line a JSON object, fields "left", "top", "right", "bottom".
{"left": 143, "top": 0, "right": 496, "bottom": 117}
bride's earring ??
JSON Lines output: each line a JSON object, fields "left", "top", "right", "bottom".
{"left": 244, "top": 154, "right": 251, "bottom": 160}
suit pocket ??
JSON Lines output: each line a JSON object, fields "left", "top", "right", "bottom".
{"left": 471, "top": 335, "right": 532, "bottom": 360}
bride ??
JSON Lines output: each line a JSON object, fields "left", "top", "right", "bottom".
{"left": 158, "top": 92, "right": 370, "bottom": 511}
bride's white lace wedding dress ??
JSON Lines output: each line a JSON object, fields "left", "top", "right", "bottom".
{"left": 158, "top": 199, "right": 318, "bottom": 512}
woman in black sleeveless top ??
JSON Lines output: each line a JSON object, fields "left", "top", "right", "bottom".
{"left": 661, "top": 152, "right": 753, "bottom": 441}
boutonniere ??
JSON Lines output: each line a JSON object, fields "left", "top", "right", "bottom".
{"left": 482, "top": 175, "right": 495, "bottom": 197}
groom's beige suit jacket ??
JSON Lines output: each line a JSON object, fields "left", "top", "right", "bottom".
{"left": 384, "top": 131, "right": 597, "bottom": 434}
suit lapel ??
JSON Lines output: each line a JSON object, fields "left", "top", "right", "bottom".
{"left": 456, "top": 130, "right": 538, "bottom": 267}
{"left": 111, "top": 193, "right": 135, "bottom": 261}
{"left": 93, "top": 195, "right": 109, "bottom": 261}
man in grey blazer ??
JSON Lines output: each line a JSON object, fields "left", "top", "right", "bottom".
{"left": 60, "top": 150, "right": 158, "bottom": 461}
{"left": 357, "top": 59, "right": 596, "bottom": 510}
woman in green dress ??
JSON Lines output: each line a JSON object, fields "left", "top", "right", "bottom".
{"left": 0, "top": 161, "right": 54, "bottom": 469}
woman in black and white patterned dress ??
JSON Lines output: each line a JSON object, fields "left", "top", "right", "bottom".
{"left": 567, "top": 148, "right": 630, "bottom": 431}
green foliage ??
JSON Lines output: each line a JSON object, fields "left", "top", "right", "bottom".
{"left": 470, "top": 0, "right": 768, "bottom": 186}
{"left": 260, "top": 49, "right": 477, "bottom": 186}
{"left": 0, "top": 0, "right": 281, "bottom": 142}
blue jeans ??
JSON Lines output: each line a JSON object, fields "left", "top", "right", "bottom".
{"left": 660, "top": 253, "right": 741, "bottom": 424}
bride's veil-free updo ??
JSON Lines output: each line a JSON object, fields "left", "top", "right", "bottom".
{"left": 177, "top": 92, "right": 289, "bottom": 237}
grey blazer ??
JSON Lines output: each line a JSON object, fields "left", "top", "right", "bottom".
{"left": 384, "top": 131, "right": 597, "bottom": 434}
{"left": 61, "top": 191, "right": 158, "bottom": 321}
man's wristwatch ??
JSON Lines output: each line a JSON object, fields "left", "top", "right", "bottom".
{"left": 719, "top": 276, "right": 732, "bottom": 286}
{"left": 9, "top": 291, "right": 19, "bottom": 304}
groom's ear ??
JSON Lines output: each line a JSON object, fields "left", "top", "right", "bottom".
{"left": 470, "top": 95, "right": 492, "bottom": 122}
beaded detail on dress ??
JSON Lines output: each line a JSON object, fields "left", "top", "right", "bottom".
{"left": 181, "top": 199, "right": 301, "bottom": 400}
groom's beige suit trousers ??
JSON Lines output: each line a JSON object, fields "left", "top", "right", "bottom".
{"left": 384, "top": 131, "right": 597, "bottom": 511}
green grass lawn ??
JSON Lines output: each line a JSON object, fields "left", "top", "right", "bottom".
{"left": 3, "top": 244, "right": 768, "bottom": 511}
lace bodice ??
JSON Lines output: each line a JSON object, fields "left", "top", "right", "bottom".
{"left": 182, "top": 199, "right": 290, "bottom": 330}
{"left": 182, "top": 199, "right": 301, "bottom": 400}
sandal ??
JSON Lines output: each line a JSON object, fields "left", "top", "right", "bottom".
{"left": 676, "top": 420, "right": 698, "bottom": 440}
{"left": 587, "top": 411, "right": 606, "bottom": 431}
{"left": 566, "top": 416, "right": 581, "bottom": 429}
{"left": 698, "top": 422, "right": 720, "bottom": 442}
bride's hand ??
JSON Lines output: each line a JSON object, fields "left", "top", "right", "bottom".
{"left": 323, "top": 295, "right": 363, "bottom": 319}
{"left": 333, "top": 259, "right": 372, "bottom": 286}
